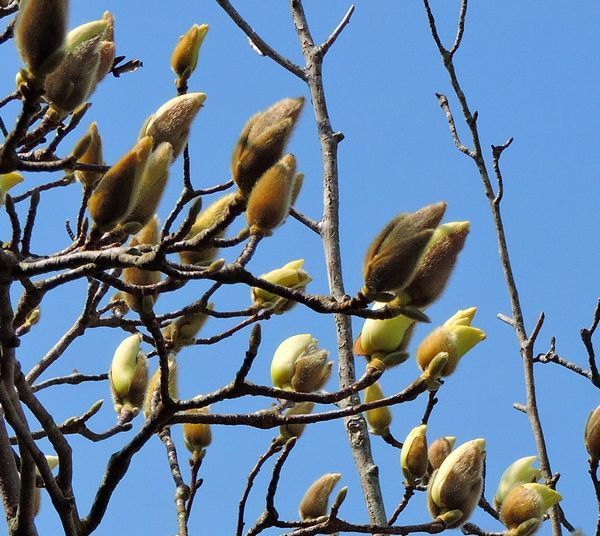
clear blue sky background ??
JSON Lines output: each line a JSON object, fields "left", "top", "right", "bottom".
{"left": 2, "top": 1, "right": 600, "bottom": 534}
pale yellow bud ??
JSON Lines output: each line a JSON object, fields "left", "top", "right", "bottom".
{"left": 251, "top": 259, "right": 311, "bottom": 312}
{"left": 0, "top": 172, "right": 24, "bottom": 205}
{"left": 401, "top": 424, "right": 428, "bottom": 484}
{"left": 171, "top": 24, "right": 209, "bottom": 84}
{"left": 494, "top": 456, "right": 541, "bottom": 511}
{"left": 364, "top": 382, "right": 392, "bottom": 436}
{"left": 182, "top": 407, "right": 212, "bottom": 454}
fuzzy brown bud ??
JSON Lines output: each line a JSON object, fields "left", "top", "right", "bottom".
{"left": 299, "top": 473, "right": 342, "bottom": 520}
{"left": 162, "top": 304, "right": 213, "bottom": 351}
{"left": 171, "top": 24, "right": 208, "bottom": 85}
{"left": 144, "top": 353, "right": 178, "bottom": 418}
{"left": 428, "top": 436, "right": 456, "bottom": 472}
{"left": 278, "top": 402, "right": 315, "bottom": 442}
{"left": 182, "top": 407, "right": 212, "bottom": 454}
{"left": 94, "top": 12, "right": 116, "bottom": 83}
{"left": 500, "top": 484, "right": 562, "bottom": 536}
{"left": 401, "top": 424, "right": 429, "bottom": 484}
{"left": 74, "top": 122, "right": 104, "bottom": 188}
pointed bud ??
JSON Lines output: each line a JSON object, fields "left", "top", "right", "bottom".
{"left": 109, "top": 334, "right": 148, "bottom": 420}
{"left": 364, "top": 382, "right": 392, "bottom": 436}
{"left": 416, "top": 307, "right": 485, "bottom": 376}
{"left": 494, "top": 456, "right": 541, "bottom": 511}
{"left": 182, "top": 407, "right": 212, "bottom": 454}
{"left": 124, "top": 142, "right": 173, "bottom": 228}
{"left": 74, "top": 122, "right": 104, "bottom": 188}
{"left": 271, "top": 334, "right": 332, "bottom": 393}
{"left": 428, "top": 438, "right": 486, "bottom": 527}
{"left": 0, "top": 172, "right": 24, "bottom": 205}
{"left": 401, "top": 424, "right": 429, "bottom": 484}
{"left": 585, "top": 405, "right": 600, "bottom": 461}
{"left": 162, "top": 304, "right": 213, "bottom": 351}
{"left": 291, "top": 172, "right": 304, "bottom": 206}
{"left": 278, "top": 402, "right": 315, "bottom": 442}
{"left": 179, "top": 193, "right": 238, "bottom": 265}
{"left": 15, "top": 0, "right": 68, "bottom": 77}
{"left": 171, "top": 24, "right": 209, "bottom": 85}
{"left": 500, "top": 483, "right": 562, "bottom": 536}
{"left": 88, "top": 136, "right": 153, "bottom": 233}
{"left": 299, "top": 473, "right": 342, "bottom": 520}
{"left": 246, "top": 154, "right": 296, "bottom": 235}
{"left": 362, "top": 202, "right": 447, "bottom": 299}
{"left": 251, "top": 259, "right": 312, "bottom": 312}
{"left": 428, "top": 436, "right": 456, "bottom": 472}
{"left": 94, "top": 12, "right": 116, "bottom": 83}
{"left": 232, "top": 97, "right": 305, "bottom": 195}
{"left": 144, "top": 353, "right": 178, "bottom": 418}
{"left": 141, "top": 93, "right": 206, "bottom": 157}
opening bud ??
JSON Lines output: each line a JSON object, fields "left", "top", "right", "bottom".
{"left": 299, "top": 473, "right": 342, "bottom": 520}
{"left": 585, "top": 405, "right": 600, "bottom": 461}
{"left": 364, "top": 382, "right": 392, "bottom": 436}
{"left": 500, "top": 483, "right": 562, "bottom": 536}
{"left": 401, "top": 424, "right": 429, "bottom": 484}
{"left": 171, "top": 24, "right": 209, "bottom": 85}
{"left": 251, "top": 259, "right": 312, "bottom": 313}
{"left": 494, "top": 456, "right": 541, "bottom": 511}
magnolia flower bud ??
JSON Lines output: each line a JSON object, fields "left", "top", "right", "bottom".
{"left": 585, "top": 405, "right": 600, "bottom": 461}
{"left": 251, "top": 259, "right": 312, "bottom": 312}
{"left": 232, "top": 97, "right": 305, "bottom": 195}
{"left": 246, "top": 154, "right": 296, "bottom": 235}
{"left": 144, "top": 353, "right": 178, "bottom": 418}
{"left": 403, "top": 221, "right": 470, "bottom": 307}
{"left": 124, "top": 142, "right": 174, "bottom": 228}
{"left": 162, "top": 307, "right": 212, "bottom": 352}
{"left": 94, "top": 11, "right": 116, "bottom": 83}
{"left": 364, "top": 382, "right": 392, "bottom": 436}
{"left": 0, "top": 172, "right": 24, "bottom": 205}
{"left": 32, "top": 454, "right": 60, "bottom": 517}
{"left": 428, "top": 436, "right": 456, "bottom": 472}
{"left": 122, "top": 216, "right": 161, "bottom": 313}
{"left": 427, "top": 438, "right": 486, "bottom": 528}
{"left": 278, "top": 402, "right": 315, "bottom": 442}
{"left": 179, "top": 193, "right": 238, "bottom": 265}
{"left": 291, "top": 172, "right": 304, "bottom": 206}
{"left": 109, "top": 334, "right": 148, "bottom": 421}
{"left": 416, "top": 307, "right": 485, "bottom": 376}
{"left": 299, "top": 473, "right": 342, "bottom": 520}
{"left": 88, "top": 136, "right": 153, "bottom": 233}
{"left": 494, "top": 456, "right": 541, "bottom": 511}
{"left": 401, "top": 424, "right": 429, "bottom": 484}
{"left": 271, "top": 334, "right": 332, "bottom": 393}
{"left": 500, "top": 483, "right": 562, "bottom": 536}
{"left": 171, "top": 24, "right": 209, "bottom": 85}
{"left": 182, "top": 407, "right": 212, "bottom": 454}
{"left": 355, "top": 301, "right": 415, "bottom": 365}
{"left": 15, "top": 0, "right": 68, "bottom": 77}
{"left": 362, "top": 202, "right": 446, "bottom": 301}
{"left": 74, "top": 122, "right": 104, "bottom": 188}
{"left": 141, "top": 93, "right": 206, "bottom": 158}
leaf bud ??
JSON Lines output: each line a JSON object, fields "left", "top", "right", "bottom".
{"left": 0, "top": 172, "right": 24, "bottom": 205}
{"left": 420, "top": 351, "right": 449, "bottom": 391}
{"left": 428, "top": 436, "right": 456, "bottom": 472}
{"left": 171, "top": 24, "right": 209, "bottom": 85}
{"left": 88, "top": 136, "right": 153, "bottom": 233}
{"left": 73, "top": 122, "right": 104, "bottom": 188}
{"left": 251, "top": 259, "right": 312, "bottom": 312}
{"left": 182, "top": 407, "right": 212, "bottom": 455}
{"left": 109, "top": 334, "right": 148, "bottom": 421}
{"left": 232, "top": 97, "right": 305, "bottom": 195}
{"left": 416, "top": 307, "right": 485, "bottom": 376}
{"left": 500, "top": 483, "right": 562, "bottom": 536}
{"left": 402, "top": 221, "right": 470, "bottom": 307}
{"left": 494, "top": 456, "right": 541, "bottom": 511}
{"left": 401, "top": 424, "right": 429, "bottom": 484}
{"left": 144, "top": 353, "right": 178, "bottom": 418}
{"left": 299, "top": 473, "right": 342, "bottom": 520}
{"left": 271, "top": 334, "right": 332, "bottom": 393}
{"left": 141, "top": 93, "right": 206, "bottom": 158}
{"left": 277, "top": 402, "right": 315, "bottom": 442}
{"left": 427, "top": 438, "right": 486, "bottom": 528}
{"left": 246, "top": 154, "right": 296, "bottom": 236}
{"left": 162, "top": 304, "right": 213, "bottom": 351}
{"left": 15, "top": 0, "right": 68, "bottom": 77}
{"left": 364, "top": 382, "right": 392, "bottom": 436}
{"left": 585, "top": 405, "right": 600, "bottom": 461}
{"left": 362, "top": 202, "right": 447, "bottom": 300}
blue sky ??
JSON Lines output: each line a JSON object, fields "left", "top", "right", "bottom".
{"left": 2, "top": 1, "right": 600, "bottom": 534}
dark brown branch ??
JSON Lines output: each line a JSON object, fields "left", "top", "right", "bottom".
{"left": 590, "top": 458, "right": 600, "bottom": 536}
{"left": 21, "top": 190, "right": 39, "bottom": 256}
{"left": 387, "top": 485, "right": 415, "bottom": 526}
{"left": 290, "top": 206, "right": 321, "bottom": 235}
{"left": 31, "top": 372, "right": 108, "bottom": 393}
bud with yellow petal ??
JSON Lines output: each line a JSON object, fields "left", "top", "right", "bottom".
{"left": 163, "top": 304, "right": 212, "bottom": 351}
{"left": 246, "top": 154, "right": 296, "bottom": 236}
{"left": 364, "top": 382, "right": 392, "bottom": 436}
{"left": 271, "top": 334, "right": 332, "bottom": 393}
{"left": 427, "top": 438, "right": 485, "bottom": 527}
{"left": 585, "top": 405, "right": 600, "bottom": 461}
{"left": 251, "top": 259, "right": 312, "bottom": 312}
{"left": 494, "top": 456, "right": 541, "bottom": 511}
{"left": 179, "top": 193, "right": 238, "bottom": 265}
{"left": 401, "top": 424, "right": 429, "bottom": 484}
{"left": 500, "top": 483, "right": 562, "bottom": 536}
{"left": 362, "top": 202, "right": 446, "bottom": 301}
{"left": 428, "top": 436, "right": 456, "bottom": 472}
{"left": 141, "top": 93, "right": 206, "bottom": 158}
{"left": 109, "top": 334, "right": 148, "bottom": 421}
{"left": 416, "top": 307, "right": 485, "bottom": 376}
{"left": 144, "top": 353, "right": 178, "bottom": 418}
{"left": 88, "top": 136, "right": 153, "bottom": 233}
{"left": 402, "top": 221, "right": 470, "bottom": 307}
{"left": 277, "top": 402, "right": 315, "bottom": 443}
{"left": 124, "top": 142, "right": 173, "bottom": 228}
{"left": 15, "top": 0, "right": 68, "bottom": 77}
{"left": 182, "top": 407, "right": 212, "bottom": 456}
{"left": 0, "top": 172, "right": 24, "bottom": 205}
{"left": 73, "top": 122, "right": 104, "bottom": 188}
{"left": 299, "top": 473, "right": 342, "bottom": 520}
{"left": 171, "top": 24, "right": 209, "bottom": 86}
{"left": 232, "top": 97, "right": 305, "bottom": 195}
